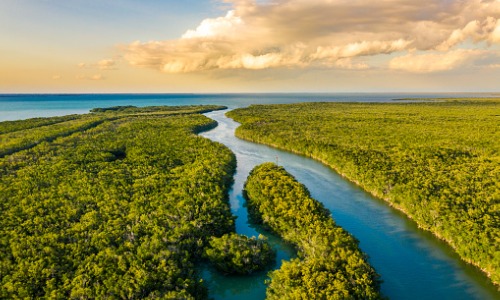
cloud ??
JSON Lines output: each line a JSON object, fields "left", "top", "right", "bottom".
{"left": 123, "top": 0, "right": 500, "bottom": 73}
{"left": 52, "top": 75, "right": 61, "bottom": 80}
{"left": 181, "top": 10, "right": 244, "bottom": 39}
{"left": 491, "top": 18, "right": 500, "bottom": 43}
{"left": 97, "top": 59, "right": 116, "bottom": 70}
{"left": 436, "top": 17, "right": 500, "bottom": 51}
{"left": 388, "top": 49, "right": 492, "bottom": 73}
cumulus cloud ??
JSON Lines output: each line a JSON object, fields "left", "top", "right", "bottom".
{"left": 436, "top": 17, "right": 500, "bottom": 51}
{"left": 123, "top": 0, "right": 500, "bottom": 73}
{"left": 182, "top": 10, "right": 244, "bottom": 39}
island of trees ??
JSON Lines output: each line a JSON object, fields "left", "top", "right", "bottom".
{"left": 228, "top": 98, "right": 500, "bottom": 286}
{"left": 245, "top": 162, "right": 382, "bottom": 299}
{"left": 204, "top": 233, "right": 275, "bottom": 275}
{"left": 1, "top": 105, "right": 238, "bottom": 298}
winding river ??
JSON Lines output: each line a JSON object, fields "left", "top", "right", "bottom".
{"left": 200, "top": 109, "right": 499, "bottom": 300}
{"left": 2, "top": 93, "right": 498, "bottom": 299}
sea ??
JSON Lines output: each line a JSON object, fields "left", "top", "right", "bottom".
{"left": 1, "top": 92, "right": 498, "bottom": 121}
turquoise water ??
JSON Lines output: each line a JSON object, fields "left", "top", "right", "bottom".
{"left": 1, "top": 93, "right": 499, "bottom": 299}
{"left": 1, "top": 92, "right": 498, "bottom": 121}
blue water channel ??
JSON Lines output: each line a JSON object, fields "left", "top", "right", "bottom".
{"left": 200, "top": 109, "right": 499, "bottom": 300}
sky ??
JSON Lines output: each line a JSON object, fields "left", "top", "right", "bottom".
{"left": 0, "top": 0, "right": 499, "bottom": 93}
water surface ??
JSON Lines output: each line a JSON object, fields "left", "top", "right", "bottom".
{"left": 1, "top": 92, "right": 497, "bottom": 121}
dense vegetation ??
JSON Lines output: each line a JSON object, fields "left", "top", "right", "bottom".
{"left": 89, "top": 105, "right": 222, "bottom": 115}
{"left": 0, "top": 114, "right": 80, "bottom": 135}
{"left": 0, "top": 105, "right": 237, "bottom": 299}
{"left": 228, "top": 99, "right": 500, "bottom": 285}
{"left": 204, "top": 233, "right": 275, "bottom": 275}
{"left": 244, "top": 163, "right": 382, "bottom": 299}
{"left": 0, "top": 116, "right": 108, "bottom": 157}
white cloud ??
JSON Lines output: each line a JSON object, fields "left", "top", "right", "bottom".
{"left": 123, "top": 0, "right": 500, "bottom": 73}
{"left": 182, "top": 10, "right": 244, "bottom": 39}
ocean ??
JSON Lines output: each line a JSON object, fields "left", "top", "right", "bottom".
{"left": 1, "top": 92, "right": 498, "bottom": 121}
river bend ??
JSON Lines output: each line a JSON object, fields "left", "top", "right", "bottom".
{"left": 200, "top": 109, "right": 499, "bottom": 300}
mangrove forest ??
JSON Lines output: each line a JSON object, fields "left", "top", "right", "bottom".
{"left": 228, "top": 99, "right": 500, "bottom": 286}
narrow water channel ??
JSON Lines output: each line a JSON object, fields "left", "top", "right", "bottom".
{"left": 200, "top": 109, "right": 499, "bottom": 300}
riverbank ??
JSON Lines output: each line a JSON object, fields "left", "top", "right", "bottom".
{"left": 237, "top": 140, "right": 497, "bottom": 287}
{"left": 227, "top": 100, "right": 500, "bottom": 288}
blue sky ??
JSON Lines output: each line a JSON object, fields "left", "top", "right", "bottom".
{"left": 1, "top": 0, "right": 499, "bottom": 93}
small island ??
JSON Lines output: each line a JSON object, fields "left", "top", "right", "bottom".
{"left": 245, "top": 163, "right": 382, "bottom": 299}
{"left": 205, "top": 233, "right": 276, "bottom": 275}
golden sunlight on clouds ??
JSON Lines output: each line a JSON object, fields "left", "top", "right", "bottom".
{"left": 123, "top": 0, "right": 500, "bottom": 74}
{"left": 388, "top": 49, "right": 493, "bottom": 73}
{"left": 97, "top": 59, "right": 117, "bottom": 70}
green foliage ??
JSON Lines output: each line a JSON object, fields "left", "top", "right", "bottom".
{"left": 0, "top": 105, "right": 235, "bottom": 299}
{"left": 0, "top": 114, "right": 80, "bottom": 135}
{"left": 228, "top": 99, "right": 500, "bottom": 285}
{"left": 90, "top": 105, "right": 137, "bottom": 112}
{"left": 244, "top": 163, "right": 382, "bottom": 299}
{"left": 90, "top": 104, "right": 227, "bottom": 115}
{"left": 0, "top": 116, "right": 107, "bottom": 157}
{"left": 204, "top": 233, "right": 276, "bottom": 275}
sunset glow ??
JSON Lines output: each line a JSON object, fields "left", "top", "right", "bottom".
{"left": 1, "top": 0, "right": 499, "bottom": 92}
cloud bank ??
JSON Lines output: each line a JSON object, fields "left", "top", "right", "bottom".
{"left": 123, "top": 0, "right": 500, "bottom": 73}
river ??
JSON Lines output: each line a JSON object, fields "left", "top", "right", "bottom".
{"left": 200, "top": 109, "right": 499, "bottom": 300}
{"left": 2, "top": 93, "right": 498, "bottom": 299}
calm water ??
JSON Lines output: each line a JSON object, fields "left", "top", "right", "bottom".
{"left": 1, "top": 92, "right": 498, "bottom": 121}
{"left": 1, "top": 93, "right": 499, "bottom": 299}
